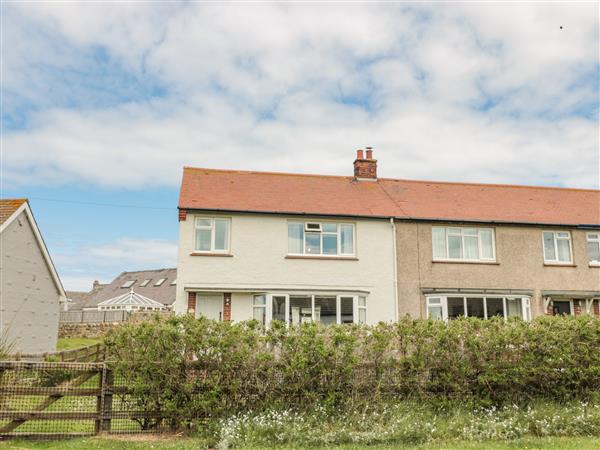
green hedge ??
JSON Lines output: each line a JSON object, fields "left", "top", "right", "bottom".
{"left": 104, "top": 315, "right": 600, "bottom": 423}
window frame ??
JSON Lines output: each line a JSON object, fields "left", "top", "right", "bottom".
{"left": 265, "top": 293, "right": 365, "bottom": 326}
{"left": 542, "top": 230, "right": 573, "bottom": 264}
{"left": 194, "top": 217, "right": 231, "bottom": 253}
{"left": 586, "top": 232, "right": 600, "bottom": 266}
{"left": 287, "top": 221, "right": 356, "bottom": 257}
{"left": 154, "top": 278, "right": 166, "bottom": 286}
{"left": 253, "top": 294, "right": 267, "bottom": 325}
{"left": 426, "top": 294, "right": 531, "bottom": 321}
{"left": 432, "top": 226, "right": 496, "bottom": 262}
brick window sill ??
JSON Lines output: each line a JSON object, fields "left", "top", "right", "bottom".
{"left": 543, "top": 263, "right": 577, "bottom": 267}
{"left": 285, "top": 255, "right": 359, "bottom": 261}
{"left": 190, "top": 252, "right": 233, "bottom": 257}
{"left": 588, "top": 263, "right": 600, "bottom": 268}
{"left": 432, "top": 260, "right": 499, "bottom": 265}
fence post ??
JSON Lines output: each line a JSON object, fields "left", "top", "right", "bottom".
{"left": 95, "top": 364, "right": 113, "bottom": 434}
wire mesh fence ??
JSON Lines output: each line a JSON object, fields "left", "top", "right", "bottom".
{"left": 0, "top": 361, "right": 173, "bottom": 439}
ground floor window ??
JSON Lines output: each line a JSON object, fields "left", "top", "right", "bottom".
{"left": 260, "top": 293, "right": 366, "bottom": 326}
{"left": 552, "top": 300, "right": 573, "bottom": 316}
{"left": 426, "top": 294, "right": 531, "bottom": 321}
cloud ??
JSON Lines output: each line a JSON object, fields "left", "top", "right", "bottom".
{"left": 2, "top": 3, "right": 599, "bottom": 189}
{"left": 53, "top": 238, "right": 177, "bottom": 291}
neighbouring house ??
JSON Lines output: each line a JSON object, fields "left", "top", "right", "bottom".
{"left": 67, "top": 268, "right": 177, "bottom": 312}
{"left": 0, "top": 199, "right": 66, "bottom": 353}
{"left": 175, "top": 149, "right": 600, "bottom": 325}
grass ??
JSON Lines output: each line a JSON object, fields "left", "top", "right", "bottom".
{"left": 56, "top": 338, "right": 101, "bottom": 351}
{"left": 1, "top": 436, "right": 599, "bottom": 449}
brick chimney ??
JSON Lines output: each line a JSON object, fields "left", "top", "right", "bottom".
{"left": 353, "top": 147, "right": 377, "bottom": 180}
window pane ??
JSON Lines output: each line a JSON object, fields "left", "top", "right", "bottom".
{"left": 588, "top": 241, "right": 600, "bottom": 262}
{"left": 253, "top": 295, "right": 266, "bottom": 306}
{"left": 322, "top": 223, "right": 337, "bottom": 232}
{"left": 448, "top": 235, "right": 463, "bottom": 259}
{"left": 486, "top": 297, "right": 504, "bottom": 318}
{"left": 447, "top": 297, "right": 465, "bottom": 319}
{"left": 543, "top": 232, "right": 556, "bottom": 260}
{"left": 341, "top": 225, "right": 354, "bottom": 254}
{"left": 196, "top": 218, "right": 211, "bottom": 227}
{"left": 464, "top": 235, "right": 479, "bottom": 259}
{"left": 480, "top": 230, "right": 494, "bottom": 259}
{"left": 428, "top": 305, "right": 443, "bottom": 320}
{"left": 340, "top": 297, "right": 354, "bottom": 323}
{"left": 289, "top": 296, "right": 312, "bottom": 325}
{"left": 466, "top": 298, "right": 485, "bottom": 318}
{"left": 272, "top": 296, "right": 286, "bottom": 322}
{"left": 358, "top": 308, "right": 366, "bottom": 324}
{"left": 253, "top": 307, "right": 266, "bottom": 325}
{"left": 315, "top": 296, "right": 336, "bottom": 325}
{"left": 214, "top": 219, "right": 229, "bottom": 250}
{"left": 305, "top": 233, "right": 321, "bottom": 254}
{"left": 463, "top": 228, "right": 478, "bottom": 236}
{"left": 288, "top": 223, "right": 304, "bottom": 254}
{"left": 428, "top": 297, "right": 441, "bottom": 305}
{"left": 588, "top": 234, "right": 599, "bottom": 240}
{"left": 323, "top": 234, "right": 338, "bottom": 255}
{"left": 553, "top": 301, "right": 572, "bottom": 316}
{"left": 196, "top": 229, "right": 212, "bottom": 251}
{"left": 506, "top": 298, "right": 523, "bottom": 318}
{"left": 557, "top": 239, "right": 571, "bottom": 262}
{"left": 358, "top": 296, "right": 366, "bottom": 307}
{"left": 432, "top": 227, "right": 447, "bottom": 259}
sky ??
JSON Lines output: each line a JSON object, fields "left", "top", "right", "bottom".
{"left": 1, "top": 2, "right": 599, "bottom": 291}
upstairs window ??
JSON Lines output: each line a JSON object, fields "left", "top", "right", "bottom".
{"left": 121, "top": 280, "right": 135, "bottom": 288}
{"left": 288, "top": 221, "right": 355, "bottom": 256}
{"left": 194, "top": 217, "right": 230, "bottom": 253}
{"left": 587, "top": 233, "right": 600, "bottom": 265}
{"left": 139, "top": 279, "right": 151, "bottom": 287}
{"left": 432, "top": 227, "right": 495, "bottom": 262}
{"left": 543, "top": 231, "right": 572, "bottom": 264}
{"left": 154, "top": 278, "right": 166, "bottom": 286}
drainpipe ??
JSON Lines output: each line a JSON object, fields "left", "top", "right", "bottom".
{"left": 390, "top": 218, "right": 399, "bottom": 322}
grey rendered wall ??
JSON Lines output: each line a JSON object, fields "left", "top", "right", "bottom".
{"left": 0, "top": 211, "right": 60, "bottom": 353}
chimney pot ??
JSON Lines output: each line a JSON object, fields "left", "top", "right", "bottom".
{"left": 356, "top": 149, "right": 364, "bottom": 159}
{"left": 366, "top": 148, "right": 373, "bottom": 159}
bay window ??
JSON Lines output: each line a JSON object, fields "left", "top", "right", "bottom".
{"left": 194, "top": 217, "right": 230, "bottom": 252}
{"left": 587, "top": 233, "right": 600, "bottom": 265}
{"left": 288, "top": 221, "right": 355, "bottom": 256}
{"left": 542, "top": 231, "right": 572, "bottom": 264}
{"left": 432, "top": 227, "right": 495, "bottom": 262}
{"left": 267, "top": 293, "right": 365, "bottom": 325}
{"left": 427, "top": 294, "right": 531, "bottom": 321}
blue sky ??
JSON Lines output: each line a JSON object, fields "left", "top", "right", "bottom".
{"left": 2, "top": 3, "right": 598, "bottom": 290}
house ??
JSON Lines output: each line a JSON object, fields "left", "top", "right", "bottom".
{"left": 67, "top": 268, "right": 177, "bottom": 312}
{"left": 0, "top": 199, "right": 66, "bottom": 353}
{"left": 175, "top": 149, "right": 600, "bottom": 325}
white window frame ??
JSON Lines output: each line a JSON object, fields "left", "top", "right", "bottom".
{"left": 551, "top": 299, "right": 574, "bottom": 316}
{"left": 287, "top": 221, "right": 356, "bottom": 257}
{"left": 426, "top": 294, "right": 531, "bottom": 321}
{"left": 154, "top": 278, "right": 166, "bottom": 286}
{"left": 586, "top": 232, "right": 600, "bottom": 266}
{"left": 253, "top": 294, "right": 267, "bottom": 325}
{"left": 121, "top": 280, "right": 135, "bottom": 288}
{"left": 265, "top": 293, "right": 364, "bottom": 326}
{"left": 542, "top": 230, "right": 573, "bottom": 264}
{"left": 432, "top": 226, "right": 496, "bottom": 262}
{"left": 194, "top": 217, "right": 231, "bottom": 253}
{"left": 139, "top": 279, "right": 151, "bottom": 287}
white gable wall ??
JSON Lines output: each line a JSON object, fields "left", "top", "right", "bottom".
{"left": 0, "top": 210, "right": 61, "bottom": 353}
{"left": 174, "top": 212, "right": 397, "bottom": 324}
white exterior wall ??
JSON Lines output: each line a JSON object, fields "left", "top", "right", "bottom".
{"left": 175, "top": 213, "right": 396, "bottom": 324}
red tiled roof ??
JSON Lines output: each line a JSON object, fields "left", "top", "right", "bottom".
{"left": 0, "top": 198, "right": 27, "bottom": 225}
{"left": 179, "top": 168, "right": 600, "bottom": 226}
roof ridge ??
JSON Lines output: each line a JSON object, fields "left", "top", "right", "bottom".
{"left": 119, "top": 268, "right": 177, "bottom": 275}
{"left": 184, "top": 166, "right": 353, "bottom": 180}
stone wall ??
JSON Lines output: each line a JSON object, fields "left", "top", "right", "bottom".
{"left": 58, "top": 311, "right": 174, "bottom": 338}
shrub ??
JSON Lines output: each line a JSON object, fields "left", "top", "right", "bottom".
{"left": 104, "top": 314, "right": 600, "bottom": 426}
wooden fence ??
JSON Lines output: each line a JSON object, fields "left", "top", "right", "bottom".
{"left": 60, "top": 310, "right": 130, "bottom": 324}
{"left": 11, "top": 344, "right": 106, "bottom": 363}
{"left": 0, "top": 361, "right": 165, "bottom": 439}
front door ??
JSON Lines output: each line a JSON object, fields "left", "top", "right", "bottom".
{"left": 196, "top": 294, "right": 224, "bottom": 321}
{"left": 553, "top": 300, "right": 572, "bottom": 316}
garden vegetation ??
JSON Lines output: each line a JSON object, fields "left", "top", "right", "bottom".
{"left": 104, "top": 315, "right": 600, "bottom": 447}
